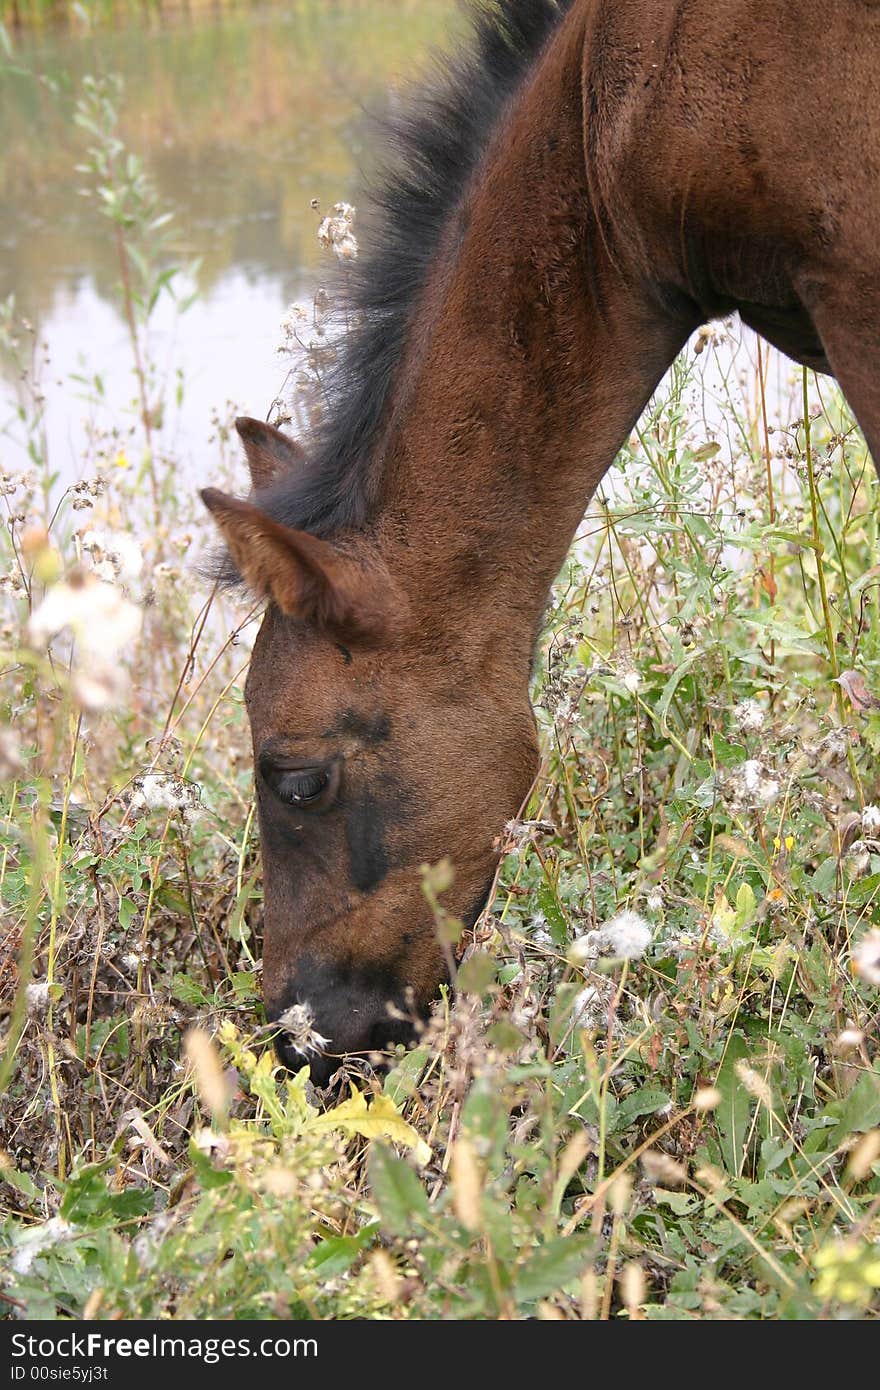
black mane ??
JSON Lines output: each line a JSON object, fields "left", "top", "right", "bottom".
{"left": 250, "top": 0, "right": 575, "bottom": 538}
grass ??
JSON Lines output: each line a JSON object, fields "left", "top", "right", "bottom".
{"left": 1, "top": 49, "right": 879, "bottom": 1323}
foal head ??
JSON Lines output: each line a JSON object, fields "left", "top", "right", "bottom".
{"left": 203, "top": 420, "right": 539, "bottom": 1084}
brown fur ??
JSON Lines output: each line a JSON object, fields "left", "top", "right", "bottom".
{"left": 203, "top": 0, "right": 880, "bottom": 1083}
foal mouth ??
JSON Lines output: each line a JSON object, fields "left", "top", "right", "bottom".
{"left": 271, "top": 995, "right": 423, "bottom": 1087}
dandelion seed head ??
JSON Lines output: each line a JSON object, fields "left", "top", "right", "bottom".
{"left": 568, "top": 933, "right": 599, "bottom": 968}
{"left": 277, "top": 1001, "right": 331, "bottom": 1055}
{"left": 27, "top": 571, "right": 142, "bottom": 712}
{"left": 9, "top": 1217, "right": 74, "bottom": 1276}
{"left": 27, "top": 572, "right": 142, "bottom": 664}
{"left": 597, "top": 909, "right": 653, "bottom": 960}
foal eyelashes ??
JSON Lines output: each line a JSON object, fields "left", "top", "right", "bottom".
{"left": 261, "top": 761, "right": 334, "bottom": 808}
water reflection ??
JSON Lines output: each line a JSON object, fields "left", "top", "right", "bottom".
{"left": 0, "top": 1, "right": 456, "bottom": 478}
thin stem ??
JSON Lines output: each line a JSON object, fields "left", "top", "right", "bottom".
{"left": 802, "top": 369, "right": 863, "bottom": 806}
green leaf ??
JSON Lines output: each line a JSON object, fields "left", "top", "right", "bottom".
{"left": 309, "top": 1222, "right": 380, "bottom": 1277}
{"left": 171, "top": 973, "right": 210, "bottom": 1006}
{"left": 514, "top": 1235, "right": 594, "bottom": 1302}
{"left": 821, "top": 1063, "right": 880, "bottom": 1136}
{"left": 810, "top": 857, "right": 838, "bottom": 896}
{"left": 0, "top": 1166, "right": 42, "bottom": 1202}
{"left": 735, "top": 882, "right": 756, "bottom": 930}
{"left": 188, "top": 1146, "right": 233, "bottom": 1191}
{"left": 537, "top": 884, "right": 568, "bottom": 946}
{"left": 118, "top": 896, "right": 137, "bottom": 930}
{"left": 457, "top": 951, "right": 497, "bottom": 995}
{"left": 655, "top": 648, "right": 701, "bottom": 733}
{"left": 383, "top": 1047, "right": 431, "bottom": 1104}
{"left": 369, "top": 1146, "right": 431, "bottom": 1237}
{"left": 715, "top": 1034, "right": 752, "bottom": 1178}
{"left": 612, "top": 1087, "right": 671, "bottom": 1132}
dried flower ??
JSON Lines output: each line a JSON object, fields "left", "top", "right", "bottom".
{"left": 645, "top": 884, "right": 664, "bottom": 913}
{"left": 734, "top": 1060, "right": 773, "bottom": 1107}
{"left": 571, "top": 978, "right": 614, "bottom": 1032}
{"left": 0, "top": 570, "right": 26, "bottom": 596}
{"left": 78, "top": 528, "right": 143, "bottom": 584}
{"left": 640, "top": 1150, "right": 687, "bottom": 1186}
{"left": 852, "top": 929, "right": 880, "bottom": 986}
{"left": 861, "top": 805, "right": 880, "bottom": 836}
{"left": 317, "top": 201, "right": 358, "bottom": 260}
{"left": 183, "top": 1028, "right": 229, "bottom": 1123}
{"left": 130, "top": 772, "right": 201, "bottom": 821}
{"left": 529, "top": 909, "right": 552, "bottom": 948}
{"left": 733, "top": 698, "right": 765, "bottom": 733}
{"left": 725, "top": 758, "right": 780, "bottom": 811}
{"left": 25, "top": 981, "right": 50, "bottom": 1017}
{"left": 836, "top": 669, "right": 880, "bottom": 714}
{"left": 846, "top": 840, "right": 872, "bottom": 879}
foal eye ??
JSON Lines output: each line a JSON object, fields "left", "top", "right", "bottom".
{"left": 261, "top": 761, "right": 334, "bottom": 808}
{"left": 279, "top": 769, "right": 329, "bottom": 804}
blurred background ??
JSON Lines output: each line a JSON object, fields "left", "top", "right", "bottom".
{"left": 1, "top": 1, "right": 457, "bottom": 478}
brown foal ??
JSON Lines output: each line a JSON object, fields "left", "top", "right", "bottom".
{"left": 203, "top": 0, "right": 880, "bottom": 1083}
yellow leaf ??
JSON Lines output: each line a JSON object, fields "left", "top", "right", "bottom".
{"left": 307, "top": 1088, "right": 431, "bottom": 1165}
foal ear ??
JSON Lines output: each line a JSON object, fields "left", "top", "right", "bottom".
{"left": 201, "top": 489, "right": 397, "bottom": 642}
{"left": 235, "top": 416, "right": 306, "bottom": 490}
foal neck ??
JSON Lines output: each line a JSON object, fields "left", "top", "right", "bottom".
{"left": 372, "top": 5, "right": 694, "bottom": 655}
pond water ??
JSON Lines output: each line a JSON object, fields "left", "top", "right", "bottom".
{"left": 0, "top": 2, "right": 456, "bottom": 481}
